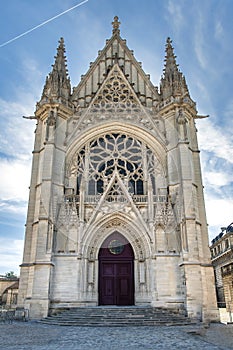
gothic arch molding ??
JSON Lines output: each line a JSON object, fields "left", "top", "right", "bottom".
{"left": 81, "top": 213, "right": 152, "bottom": 262}
{"left": 65, "top": 122, "right": 167, "bottom": 175}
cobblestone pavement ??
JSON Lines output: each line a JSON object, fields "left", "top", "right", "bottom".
{"left": 0, "top": 322, "right": 232, "bottom": 350}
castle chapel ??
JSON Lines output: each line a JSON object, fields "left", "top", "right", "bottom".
{"left": 18, "top": 17, "right": 219, "bottom": 321}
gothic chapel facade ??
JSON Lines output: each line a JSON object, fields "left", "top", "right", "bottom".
{"left": 18, "top": 17, "right": 219, "bottom": 321}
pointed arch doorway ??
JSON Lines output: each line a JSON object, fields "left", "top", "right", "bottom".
{"left": 98, "top": 232, "right": 134, "bottom": 306}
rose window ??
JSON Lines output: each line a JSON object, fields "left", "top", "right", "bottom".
{"left": 72, "top": 133, "right": 163, "bottom": 198}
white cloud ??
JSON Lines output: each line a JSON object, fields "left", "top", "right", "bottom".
{"left": 0, "top": 239, "right": 24, "bottom": 276}
{"left": 0, "top": 55, "right": 41, "bottom": 218}
{"left": 0, "top": 158, "right": 31, "bottom": 202}
{"left": 196, "top": 116, "right": 233, "bottom": 241}
{"left": 194, "top": 14, "right": 207, "bottom": 70}
{"left": 193, "top": 80, "right": 214, "bottom": 115}
{"left": 0, "top": 98, "right": 35, "bottom": 158}
{"left": 197, "top": 118, "right": 233, "bottom": 163}
{"left": 204, "top": 171, "right": 232, "bottom": 187}
{"left": 0, "top": 55, "right": 42, "bottom": 275}
{"left": 205, "top": 198, "right": 233, "bottom": 240}
{"left": 167, "top": 0, "right": 184, "bottom": 32}
{"left": 0, "top": 56, "right": 42, "bottom": 157}
{"left": 215, "top": 20, "right": 224, "bottom": 41}
{"left": 0, "top": 101, "right": 32, "bottom": 213}
{"left": 0, "top": 202, "right": 27, "bottom": 216}
{"left": 20, "top": 56, "right": 44, "bottom": 85}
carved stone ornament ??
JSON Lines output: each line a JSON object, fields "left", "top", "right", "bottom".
{"left": 73, "top": 66, "right": 165, "bottom": 140}
{"left": 67, "top": 133, "right": 165, "bottom": 196}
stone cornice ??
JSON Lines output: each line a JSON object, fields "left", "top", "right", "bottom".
{"left": 20, "top": 262, "right": 55, "bottom": 267}
{"left": 179, "top": 261, "right": 212, "bottom": 267}
{"left": 35, "top": 102, "right": 73, "bottom": 121}
{"left": 157, "top": 98, "right": 197, "bottom": 117}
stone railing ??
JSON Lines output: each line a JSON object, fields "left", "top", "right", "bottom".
{"left": 64, "top": 194, "right": 167, "bottom": 204}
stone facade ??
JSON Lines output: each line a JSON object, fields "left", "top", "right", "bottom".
{"left": 210, "top": 223, "right": 233, "bottom": 317}
{"left": 17, "top": 17, "right": 219, "bottom": 321}
{"left": 0, "top": 277, "right": 19, "bottom": 306}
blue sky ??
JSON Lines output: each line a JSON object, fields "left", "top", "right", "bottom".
{"left": 0, "top": 0, "right": 232, "bottom": 275}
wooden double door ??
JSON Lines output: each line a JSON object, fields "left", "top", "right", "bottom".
{"left": 98, "top": 232, "right": 134, "bottom": 306}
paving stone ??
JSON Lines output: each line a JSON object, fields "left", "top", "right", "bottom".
{"left": 0, "top": 322, "right": 232, "bottom": 350}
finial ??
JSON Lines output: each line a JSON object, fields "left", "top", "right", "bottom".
{"left": 164, "top": 36, "right": 178, "bottom": 69}
{"left": 112, "top": 16, "right": 120, "bottom": 34}
{"left": 59, "top": 37, "right": 64, "bottom": 46}
{"left": 57, "top": 37, "right": 65, "bottom": 53}
{"left": 165, "top": 37, "right": 176, "bottom": 57}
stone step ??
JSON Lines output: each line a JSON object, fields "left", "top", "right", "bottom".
{"left": 39, "top": 306, "right": 195, "bottom": 327}
{"left": 54, "top": 306, "right": 182, "bottom": 315}
{"left": 40, "top": 321, "right": 190, "bottom": 327}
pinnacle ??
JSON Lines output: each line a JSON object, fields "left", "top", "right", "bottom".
{"left": 38, "top": 37, "right": 71, "bottom": 105}
{"left": 53, "top": 37, "right": 68, "bottom": 71}
{"left": 160, "top": 37, "right": 190, "bottom": 99}
{"left": 112, "top": 16, "right": 120, "bottom": 35}
{"left": 164, "top": 37, "right": 179, "bottom": 73}
{"left": 56, "top": 38, "right": 66, "bottom": 60}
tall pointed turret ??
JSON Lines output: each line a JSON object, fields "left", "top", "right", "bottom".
{"left": 160, "top": 38, "right": 189, "bottom": 100}
{"left": 39, "top": 37, "right": 71, "bottom": 106}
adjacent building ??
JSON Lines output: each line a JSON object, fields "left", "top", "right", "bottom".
{"left": 210, "top": 223, "right": 233, "bottom": 322}
{"left": 17, "top": 17, "right": 219, "bottom": 321}
{"left": 0, "top": 276, "right": 19, "bottom": 306}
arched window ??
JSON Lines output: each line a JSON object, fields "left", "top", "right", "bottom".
{"left": 74, "top": 133, "right": 163, "bottom": 197}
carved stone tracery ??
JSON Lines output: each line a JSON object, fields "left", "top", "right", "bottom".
{"left": 68, "top": 133, "right": 165, "bottom": 198}
{"left": 72, "top": 68, "right": 165, "bottom": 138}
{"left": 86, "top": 219, "right": 146, "bottom": 262}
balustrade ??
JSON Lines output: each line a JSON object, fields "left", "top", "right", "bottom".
{"left": 64, "top": 194, "right": 167, "bottom": 204}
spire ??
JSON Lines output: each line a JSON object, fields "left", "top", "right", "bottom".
{"left": 160, "top": 37, "right": 189, "bottom": 100}
{"left": 39, "top": 37, "right": 71, "bottom": 106}
{"left": 164, "top": 37, "right": 179, "bottom": 76}
{"left": 112, "top": 16, "right": 120, "bottom": 35}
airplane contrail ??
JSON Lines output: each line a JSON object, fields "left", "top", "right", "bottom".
{"left": 0, "top": 0, "right": 89, "bottom": 48}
